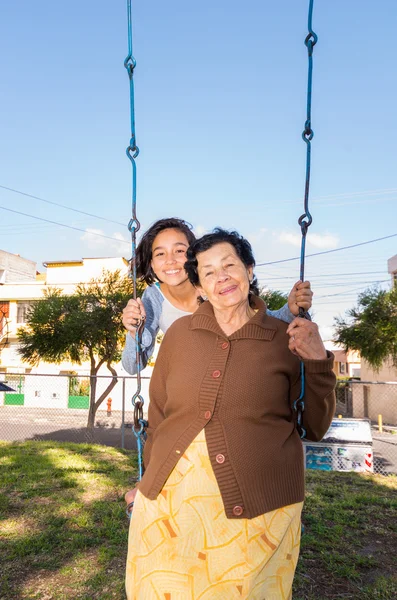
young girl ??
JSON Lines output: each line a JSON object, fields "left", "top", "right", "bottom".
{"left": 121, "top": 217, "right": 313, "bottom": 374}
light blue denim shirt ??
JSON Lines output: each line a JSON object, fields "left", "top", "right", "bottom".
{"left": 122, "top": 284, "right": 296, "bottom": 375}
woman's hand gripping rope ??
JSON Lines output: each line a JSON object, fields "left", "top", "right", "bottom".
{"left": 287, "top": 317, "right": 327, "bottom": 361}
{"left": 287, "top": 280, "right": 313, "bottom": 316}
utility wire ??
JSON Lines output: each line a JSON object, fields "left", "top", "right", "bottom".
{"left": 254, "top": 270, "right": 387, "bottom": 279}
{"left": 0, "top": 206, "right": 130, "bottom": 245}
{"left": 257, "top": 233, "right": 397, "bottom": 266}
{"left": 3, "top": 183, "right": 397, "bottom": 228}
{"left": 315, "top": 281, "right": 390, "bottom": 299}
{"left": 258, "top": 280, "right": 389, "bottom": 291}
{"left": 0, "top": 184, "right": 126, "bottom": 227}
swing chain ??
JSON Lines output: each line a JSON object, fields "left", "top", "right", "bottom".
{"left": 125, "top": 0, "right": 148, "bottom": 497}
{"left": 298, "top": 0, "right": 317, "bottom": 308}
{"left": 299, "top": 0, "right": 317, "bottom": 243}
{"left": 124, "top": 0, "right": 139, "bottom": 160}
{"left": 295, "top": 0, "right": 317, "bottom": 438}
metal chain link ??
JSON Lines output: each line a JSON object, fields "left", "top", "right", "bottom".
{"left": 294, "top": 0, "right": 318, "bottom": 439}
{"left": 298, "top": 0, "right": 317, "bottom": 294}
{"left": 124, "top": 0, "right": 147, "bottom": 489}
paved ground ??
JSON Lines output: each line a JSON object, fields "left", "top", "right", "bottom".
{"left": 371, "top": 431, "right": 397, "bottom": 475}
{"left": 0, "top": 406, "right": 138, "bottom": 449}
{"left": 0, "top": 406, "right": 396, "bottom": 474}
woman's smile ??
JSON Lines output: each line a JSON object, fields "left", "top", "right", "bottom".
{"left": 218, "top": 284, "right": 238, "bottom": 296}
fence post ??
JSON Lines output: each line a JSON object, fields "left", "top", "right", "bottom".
{"left": 121, "top": 377, "right": 126, "bottom": 449}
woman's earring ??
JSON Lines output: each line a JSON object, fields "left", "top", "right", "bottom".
{"left": 201, "top": 295, "right": 208, "bottom": 301}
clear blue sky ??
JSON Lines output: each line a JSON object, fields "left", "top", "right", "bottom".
{"left": 1, "top": 0, "right": 396, "bottom": 338}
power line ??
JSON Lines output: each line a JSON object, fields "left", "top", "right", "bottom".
{"left": 0, "top": 206, "right": 130, "bottom": 246}
{"left": 258, "top": 252, "right": 389, "bottom": 268}
{"left": 0, "top": 184, "right": 126, "bottom": 227}
{"left": 257, "top": 233, "right": 397, "bottom": 266}
{"left": 313, "top": 197, "right": 397, "bottom": 209}
{"left": 264, "top": 187, "right": 397, "bottom": 206}
{"left": 259, "top": 281, "right": 389, "bottom": 292}
{"left": 0, "top": 219, "right": 90, "bottom": 233}
{"left": 262, "top": 255, "right": 388, "bottom": 269}
{"left": 312, "top": 187, "right": 397, "bottom": 201}
{"left": 255, "top": 270, "right": 387, "bottom": 279}
{"left": 315, "top": 281, "right": 390, "bottom": 299}
{"left": 315, "top": 301, "right": 362, "bottom": 307}
{"left": 259, "top": 187, "right": 397, "bottom": 210}
{"left": 259, "top": 277, "right": 388, "bottom": 287}
{"left": 3, "top": 183, "right": 396, "bottom": 229}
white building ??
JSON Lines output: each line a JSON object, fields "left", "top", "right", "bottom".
{"left": 388, "top": 253, "right": 397, "bottom": 287}
{"left": 0, "top": 251, "right": 150, "bottom": 412}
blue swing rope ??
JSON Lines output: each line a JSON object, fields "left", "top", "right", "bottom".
{"left": 125, "top": 0, "right": 147, "bottom": 494}
{"left": 293, "top": 0, "right": 318, "bottom": 439}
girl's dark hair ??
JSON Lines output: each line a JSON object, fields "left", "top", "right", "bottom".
{"left": 184, "top": 228, "right": 260, "bottom": 305}
{"left": 136, "top": 218, "right": 196, "bottom": 285}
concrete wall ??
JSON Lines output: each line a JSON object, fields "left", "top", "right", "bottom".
{"left": 45, "top": 257, "right": 129, "bottom": 285}
{"left": 23, "top": 375, "right": 70, "bottom": 409}
{"left": 351, "top": 383, "right": 397, "bottom": 425}
{"left": 387, "top": 253, "right": 397, "bottom": 286}
{"left": 0, "top": 372, "right": 152, "bottom": 413}
{"left": 0, "top": 251, "right": 36, "bottom": 283}
{"left": 361, "top": 359, "right": 397, "bottom": 382}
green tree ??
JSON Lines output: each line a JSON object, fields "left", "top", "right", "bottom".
{"left": 260, "top": 289, "right": 288, "bottom": 311}
{"left": 334, "top": 285, "right": 397, "bottom": 371}
{"left": 18, "top": 270, "right": 143, "bottom": 428}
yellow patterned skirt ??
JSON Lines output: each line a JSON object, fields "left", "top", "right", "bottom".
{"left": 126, "top": 430, "right": 303, "bottom": 600}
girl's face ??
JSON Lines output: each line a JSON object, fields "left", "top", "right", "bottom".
{"left": 151, "top": 228, "right": 190, "bottom": 286}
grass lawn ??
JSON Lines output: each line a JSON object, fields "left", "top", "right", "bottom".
{"left": 0, "top": 441, "right": 396, "bottom": 600}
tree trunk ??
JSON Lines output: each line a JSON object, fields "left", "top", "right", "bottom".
{"left": 87, "top": 371, "right": 98, "bottom": 430}
{"left": 86, "top": 361, "right": 118, "bottom": 430}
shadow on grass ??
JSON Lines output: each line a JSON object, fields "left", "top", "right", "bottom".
{"left": 294, "top": 470, "right": 397, "bottom": 600}
{"left": 29, "top": 426, "right": 138, "bottom": 450}
{"left": 1, "top": 441, "right": 396, "bottom": 600}
{"left": 0, "top": 440, "right": 138, "bottom": 599}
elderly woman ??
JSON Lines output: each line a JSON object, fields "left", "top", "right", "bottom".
{"left": 125, "top": 229, "right": 336, "bottom": 600}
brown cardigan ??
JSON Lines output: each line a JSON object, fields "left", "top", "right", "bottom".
{"left": 138, "top": 296, "right": 336, "bottom": 519}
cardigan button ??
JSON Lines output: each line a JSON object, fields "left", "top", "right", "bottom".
{"left": 216, "top": 453, "right": 225, "bottom": 464}
{"left": 233, "top": 505, "right": 244, "bottom": 516}
{"left": 221, "top": 342, "right": 229, "bottom": 350}
{"left": 204, "top": 410, "right": 212, "bottom": 419}
{"left": 212, "top": 370, "right": 221, "bottom": 378}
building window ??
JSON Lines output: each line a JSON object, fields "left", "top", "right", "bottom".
{"left": 0, "top": 269, "right": 5, "bottom": 284}
{"left": 339, "top": 363, "right": 346, "bottom": 375}
{"left": 17, "top": 302, "right": 33, "bottom": 324}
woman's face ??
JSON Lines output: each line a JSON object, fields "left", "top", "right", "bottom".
{"left": 196, "top": 242, "right": 253, "bottom": 311}
{"left": 151, "top": 228, "right": 190, "bottom": 286}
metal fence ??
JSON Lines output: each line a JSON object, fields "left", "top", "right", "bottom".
{"left": 0, "top": 373, "right": 148, "bottom": 450}
{"left": 0, "top": 375, "right": 396, "bottom": 475}
{"left": 333, "top": 380, "right": 397, "bottom": 476}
